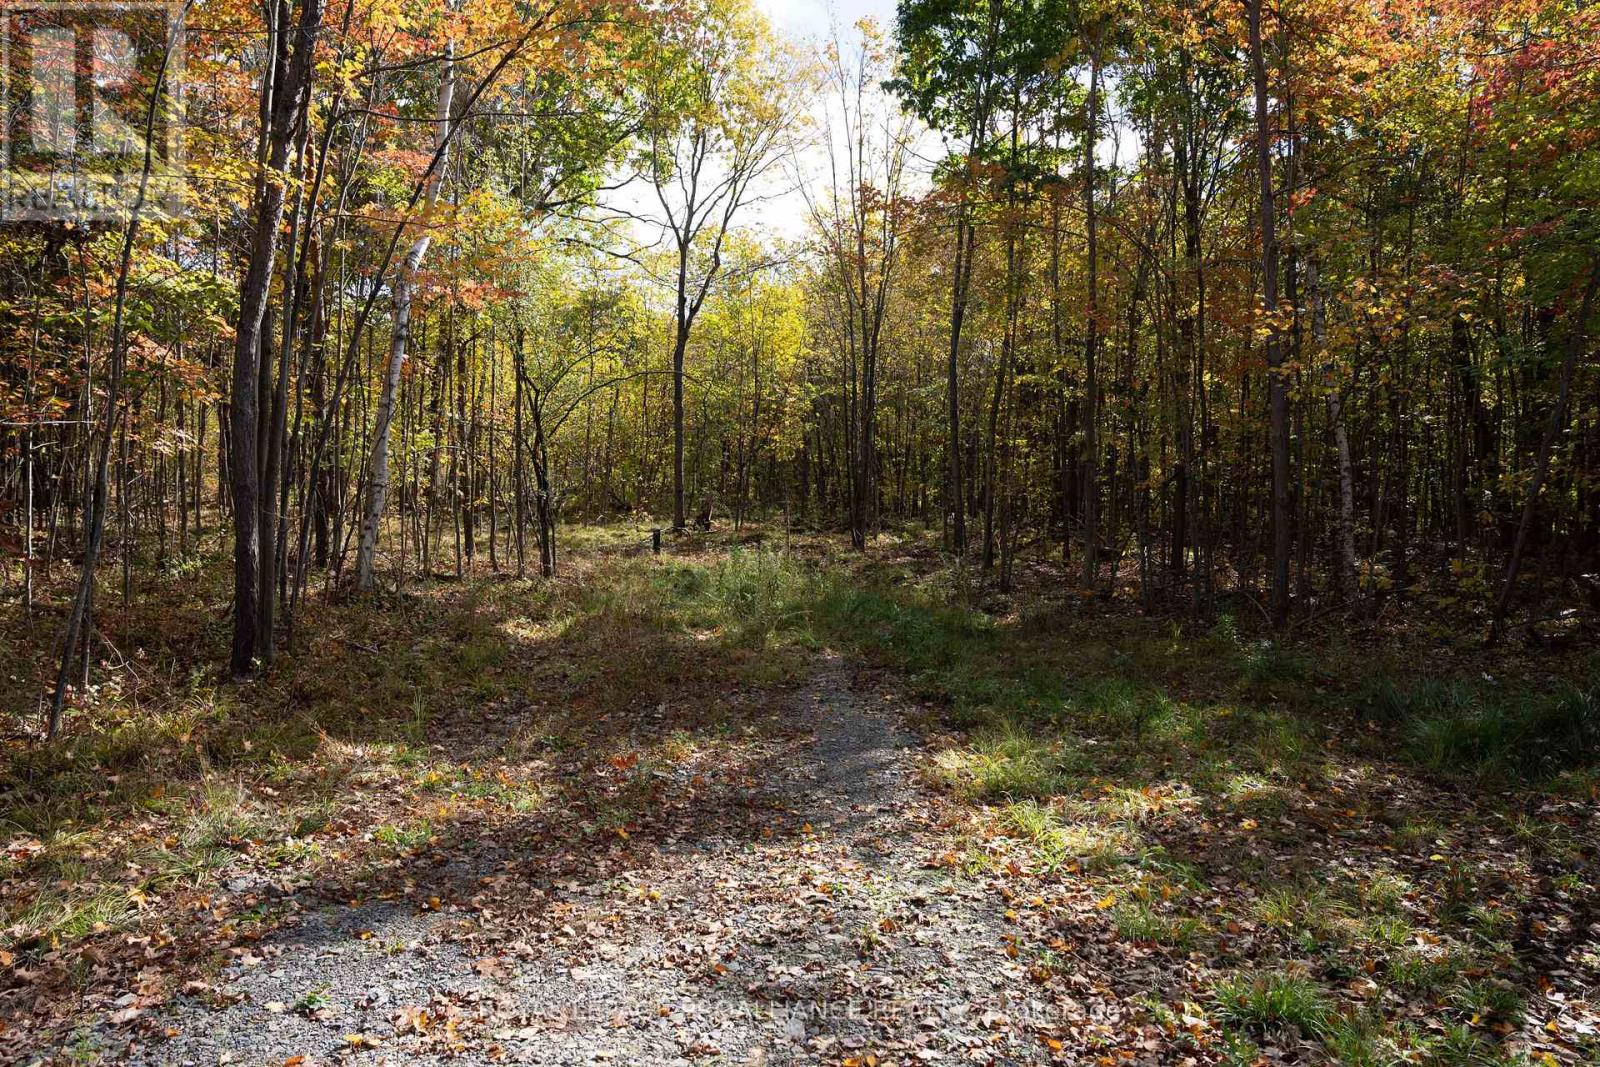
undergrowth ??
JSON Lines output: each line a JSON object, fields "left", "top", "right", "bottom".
{"left": 3, "top": 528, "right": 1595, "bottom": 1064}
{"left": 658, "top": 542, "right": 1596, "bottom": 1065}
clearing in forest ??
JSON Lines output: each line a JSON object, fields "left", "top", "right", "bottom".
{"left": 3, "top": 534, "right": 1598, "bottom": 1065}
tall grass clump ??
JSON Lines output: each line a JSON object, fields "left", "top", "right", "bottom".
{"left": 1212, "top": 969, "right": 1334, "bottom": 1036}
{"left": 684, "top": 548, "right": 816, "bottom": 643}
{"left": 928, "top": 721, "right": 1085, "bottom": 799}
{"left": 1078, "top": 677, "right": 1180, "bottom": 739}
{"left": 812, "top": 577, "right": 992, "bottom": 675}
{"left": 1366, "top": 676, "right": 1600, "bottom": 778}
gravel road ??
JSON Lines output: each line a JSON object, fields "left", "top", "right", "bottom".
{"left": 97, "top": 657, "right": 1062, "bottom": 1066}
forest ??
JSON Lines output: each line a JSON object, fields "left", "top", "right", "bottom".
{"left": 1, "top": 0, "right": 1598, "bottom": 1060}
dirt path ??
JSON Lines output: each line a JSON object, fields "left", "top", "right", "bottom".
{"left": 104, "top": 657, "right": 1064, "bottom": 1066}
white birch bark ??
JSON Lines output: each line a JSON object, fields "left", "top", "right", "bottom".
{"left": 355, "top": 48, "right": 455, "bottom": 590}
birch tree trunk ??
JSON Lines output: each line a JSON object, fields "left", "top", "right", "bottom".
{"left": 355, "top": 48, "right": 455, "bottom": 591}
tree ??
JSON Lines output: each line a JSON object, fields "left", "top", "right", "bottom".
{"left": 799, "top": 21, "right": 914, "bottom": 549}
{"left": 890, "top": 0, "right": 1074, "bottom": 557}
{"left": 228, "top": 0, "right": 323, "bottom": 675}
{"left": 48, "top": 0, "right": 195, "bottom": 733}
{"left": 354, "top": 41, "right": 458, "bottom": 592}
{"left": 1245, "top": 0, "right": 1291, "bottom": 629}
{"left": 634, "top": 0, "right": 801, "bottom": 530}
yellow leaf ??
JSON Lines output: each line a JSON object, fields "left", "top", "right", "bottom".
{"left": 1095, "top": 893, "right": 1116, "bottom": 910}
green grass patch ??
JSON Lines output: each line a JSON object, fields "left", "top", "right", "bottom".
{"left": 928, "top": 724, "right": 1085, "bottom": 799}
{"left": 1111, "top": 899, "right": 1205, "bottom": 948}
{"left": 1363, "top": 675, "right": 1600, "bottom": 779}
{"left": 371, "top": 820, "right": 434, "bottom": 851}
{"left": 1212, "top": 969, "right": 1335, "bottom": 1036}
{"left": 6, "top": 885, "right": 140, "bottom": 950}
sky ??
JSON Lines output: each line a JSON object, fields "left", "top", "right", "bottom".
{"left": 750, "top": 0, "right": 932, "bottom": 243}
{"left": 597, "top": 0, "right": 1128, "bottom": 253}
{"left": 596, "top": 0, "right": 923, "bottom": 254}
{"left": 753, "top": 0, "right": 900, "bottom": 43}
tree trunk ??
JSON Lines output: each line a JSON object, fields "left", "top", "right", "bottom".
{"left": 1081, "top": 47, "right": 1101, "bottom": 587}
{"left": 1328, "top": 387, "right": 1359, "bottom": 604}
{"left": 49, "top": 4, "right": 192, "bottom": 733}
{"left": 1247, "top": 0, "right": 1291, "bottom": 629}
{"left": 1490, "top": 262, "right": 1598, "bottom": 641}
{"left": 355, "top": 47, "right": 455, "bottom": 590}
{"left": 672, "top": 317, "right": 688, "bottom": 530}
{"left": 229, "top": 0, "right": 321, "bottom": 675}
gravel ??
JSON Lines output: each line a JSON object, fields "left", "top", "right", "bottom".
{"left": 97, "top": 656, "right": 1062, "bottom": 1066}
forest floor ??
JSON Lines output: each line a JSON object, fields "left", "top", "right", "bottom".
{"left": 3, "top": 527, "right": 1599, "bottom": 1066}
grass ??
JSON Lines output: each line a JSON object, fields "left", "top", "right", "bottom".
{"left": 371, "top": 820, "right": 435, "bottom": 851}
{"left": 1110, "top": 899, "right": 1205, "bottom": 948}
{"left": 7, "top": 885, "right": 140, "bottom": 947}
{"left": 1319, "top": 1011, "right": 1518, "bottom": 1067}
{"left": 1385, "top": 948, "right": 1461, "bottom": 993}
{"left": 995, "top": 799, "right": 1134, "bottom": 874}
{"left": 927, "top": 723, "right": 1085, "bottom": 799}
{"left": 1450, "top": 979, "right": 1527, "bottom": 1027}
{"left": 1211, "top": 969, "right": 1335, "bottom": 1036}
{"left": 1362, "top": 675, "right": 1600, "bottom": 779}
{"left": 2, "top": 538, "right": 814, "bottom": 972}
{"left": 624, "top": 538, "right": 1592, "bottom": 1064}
{"left": 725, "top": 539, "right": 1594, "bottom": 1064}
{"left": 1251, "top": 883, "right": 1355, "bottom": 948}
{"left": 2, "top": 524, "right": 1596, "bottom": 1060}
